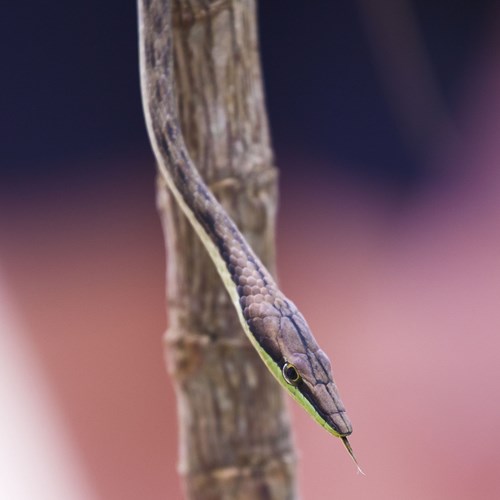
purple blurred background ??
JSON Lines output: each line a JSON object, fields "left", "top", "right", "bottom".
{"left": 2, "top": 1, "right": 500, "bottom": 498}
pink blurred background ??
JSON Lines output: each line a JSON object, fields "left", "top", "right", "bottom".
{"left": 2, "top": 1, "right": 500, "bottom": 499}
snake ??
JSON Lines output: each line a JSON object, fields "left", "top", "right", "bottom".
{"left": 138, "top": 0, "right": 362, "bottom": 472}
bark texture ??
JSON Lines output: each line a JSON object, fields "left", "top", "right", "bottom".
{"left": 155, "top": 1, "right": 298, "bottom": 498}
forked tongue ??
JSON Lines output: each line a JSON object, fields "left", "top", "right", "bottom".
{"left": 341, "top": 436, "right": 365, "bottom": 475}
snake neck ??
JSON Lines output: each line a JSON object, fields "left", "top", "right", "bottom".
{"left": 139, "top": 0, "right": 279, "bottom": 300}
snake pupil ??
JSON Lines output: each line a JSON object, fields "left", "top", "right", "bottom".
{"left": 283, "top": 363, "right": 300, "bottom": 384}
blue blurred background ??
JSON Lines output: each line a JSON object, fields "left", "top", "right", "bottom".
{"left": 2, "top": 0, "right": 496, "bottom": 189}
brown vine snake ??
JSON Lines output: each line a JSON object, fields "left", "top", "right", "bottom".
{"left": 138, "top": 0, "right": 362, "bottom": 472}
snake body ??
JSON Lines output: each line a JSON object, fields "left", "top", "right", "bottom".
{"left": 138, "top": 0, "right": 360, "bottom": 468}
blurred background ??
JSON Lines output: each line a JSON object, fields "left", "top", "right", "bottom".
{"left": 2, "top": 0, "right": 500, "bottom": 498}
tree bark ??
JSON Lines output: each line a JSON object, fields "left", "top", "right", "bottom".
{"left": 153, "top": 1, "right": 298, "bottom": 498}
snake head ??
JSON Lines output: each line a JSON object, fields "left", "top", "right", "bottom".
{"left": 272, "top": 311, "right": 353, "bottom": 437}
{"left": 248, "top": 302, "right": 353, "bottom": 438}
{"left": 281, "top": 345, "right": 353, "bottom": 438}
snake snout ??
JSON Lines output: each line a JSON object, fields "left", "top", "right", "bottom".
{"left": 329, "top": 410, "right": 353, "bottom": 437}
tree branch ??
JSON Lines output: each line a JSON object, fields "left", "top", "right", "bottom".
{"left": 150, "top": 1, "right": 298, "bottom": 497}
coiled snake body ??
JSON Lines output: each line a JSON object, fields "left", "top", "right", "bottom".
{"left": 138, "top": 0, "right": 360, "bottom": 469}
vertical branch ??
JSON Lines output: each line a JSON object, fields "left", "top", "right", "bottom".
{"left": 150, "top": 1, "right": 298, "bottom": 498}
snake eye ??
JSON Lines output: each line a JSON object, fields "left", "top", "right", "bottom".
{"left": 282, "top": 362, "right": 301, "bottom": 385}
